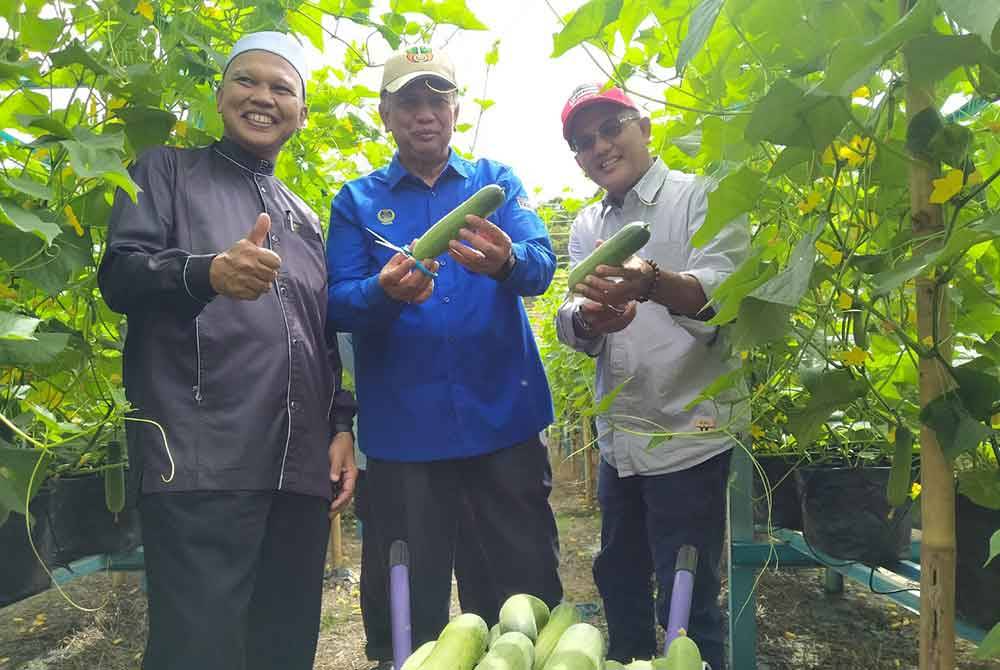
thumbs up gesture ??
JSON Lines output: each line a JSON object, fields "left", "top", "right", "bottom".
{"left": 209, "top": 213, "right": 283, "bottom": 300}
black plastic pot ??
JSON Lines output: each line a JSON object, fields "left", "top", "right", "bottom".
{"left": 0, "top": 491, "right": 54, "bottom": 607}
{"left": 955, "top": 493, "right": 1000, "bottom": 630}
{"left": 796, "top": 464, "right": 913, "bottom": 567}
{"left": 46, "top": 472, "right": 140, "bottom": 564}
{"left": 752, "top": 454, "right": 804, "bottom": 530}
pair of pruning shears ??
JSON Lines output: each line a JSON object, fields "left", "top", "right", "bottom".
{"left": 365, "top": 227, "right": 439, "bottom": 278}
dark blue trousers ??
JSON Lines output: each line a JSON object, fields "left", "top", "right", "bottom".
{"left": 594, "top": 450, "right": 731, "bottom": 670}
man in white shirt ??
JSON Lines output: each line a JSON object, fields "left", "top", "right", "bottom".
{"left": 555, "top": 84, "right": 749, "bottom": 670}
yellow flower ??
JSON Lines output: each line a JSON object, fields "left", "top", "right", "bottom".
{"left": 108, "top": 97, "right": 127, "bottom": 111}
{"left": 136, "top": 0, "right": 154, "bottom": 21}
{"left": 797, "top": 190, "right": 822, "bottom": 215}
{"left": 991, "top": 413, "right": 999, "bottom": 428}
{"left": 922, "top": 335, "right": 935, "bottom": 348}
{"left": 750, "top": 424, "right": 765, "bottom": 439}
{"left": 968, "top": 169, "right": 983, "bottom": 186}
{"left": 837, "top": 347, "right": 869, "bottom": 366}
{"left": 910, "top": 482, "right": 922, "bottom": 499}
{"left": 852, "top": 86, "right": 871, "bottom": 98}
{"left": 816, "top": 240, "right": 843, "bottom": 265}
{"left": 64, "top": 205, "right": 83, "bottom": 236}
{"left": 887, "top": 426, "right": 896, "bottom": 444}
{"left": 929, "top": 169, "right": 963, "bottom": 204}
{"left": 821, "top": 144, "right": 838, "bottom": 165}
{"left": 740, "top": 350, "right": 749, "bottom": 361}
{"left": 838, "top": 135, "right": 876, "bottom": 167}
{"left": 174, "top": 120, "right": 188, "bottom": 138}
{"left": 837, "top": 293, "right": 853, "bottom": 310}
{"left": 0, "top": 284, "right": 17, "bottom": 300}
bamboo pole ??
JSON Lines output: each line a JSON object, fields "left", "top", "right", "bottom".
{"left": 582, "top": 417, "right": 594, "bottom": 505}
{"left": 328, "top": 512, "right": 344, "bottom": 571}
{"left": 902, "top": 5, "right": 957, "bottom": 666}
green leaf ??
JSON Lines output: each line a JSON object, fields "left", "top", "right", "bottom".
{"left": 0, "top": 332, "right": 70, "bottom": 365}
{"left": 16, "top": 113, "right": 72, "bottom": 139}
{"left": 750, "top": 223, "right": 823, "bottom": 306}
{"left": 0, "top": 311, "right": 40, "bottom": 340}
{"left": 694, "top": 167, "right": 762, "bottom": 248}
{"left": 684, "top": 367, "right": 745, "bottom": 411}
{"left": 0, "top": 198, "right": 61, "bottom": 244}
{"left": 787, "top": 369, "right": 868, "bottom": 446}
{"left": 903, "top": 33, "right": 1000, "bottom": 85}
{"left": 977, "top": 621, "right": 1000, "bottom": 660}
{"left": 951, "top": 362, "right": 1000, "bottom": 422}
{"left": 552, "top": 0, "right": 623, "bottom": 58}
{"left": 919, "top": 391, "right": 992, "bottom": 460}
{"left": 675, "top": 0, "right": 723, "bottom": 76}
{"left": 49, "top": 40, "right": 111, "bottom": 76}
{"left": 587, "top": 377, "right": 630, "bottom": 416}
{"left": 745, "top": 79, "right": 850, "bottom": 150}
{"left": 21, "top": 226, "right": 92, "bottom": 296}
{"left": 986, "top": 530, "right": 1000, "bottom": 568}
{"left": 647, "top": 434, "right": 670, "bottom": 450}
{"left": 958, "top": 467, "right": 1000, "bottom": 510}
{"left": 62, "top": 137, "right": 138, "bottom": 201}
{"left": 18, "top": 16, "right": 63, "bottom": 53}
{"left": 394, "top": 0, "right": 487, "bottom": 30}
{"left": 939, "top": 0, "right": 1000, "bottom": 51}
{"left": 769, "top": 146, "right": 813, "bottom": 177}
{"left": 905, "top": 106, "right": 943, "bottom": 160}
{"left": 0, "top": 58, "right": 39, "bottom": 82}
{"left": 286, "top": 5, "right": 325, "bottom": 50}
{"left": 0, "top": 90, "right": 48, "bottom": 129}
{"left": 0, "top": 447, "right": 53, "bottom": 521}
{"left": 118, "top": 106, "right": 177, "bottom": 154}
{"left": 485, "top": 40, "right": 500, "bottom": 66}
{"left": 2, "top": 174, "right": 53, "bottom": 201}
{"left": 872, "top": 249, "right": 942, "bottom": 295}
{"left": 730, "top": 297, "right": 792, "bottom": 350}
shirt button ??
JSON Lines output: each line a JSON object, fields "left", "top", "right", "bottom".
{"left": 291, "top": 338, "right": 299, "bottom": 346}
{"left": 443, "top": 296, "right": 450, "bottom": 304}
{"left": 280, "top": 286, "right": 288, "bottom": 295}
{"left": 290, "top": 401, "right": 298, "bottom": 411}
{"left": 521, "top": 379, "right": 529, "bottom": 387}
{"left": 271, "top": 234, "right": 279, "bottom": 243}
{"left": 440, "top": 260, "right": 447, "bottom": 267}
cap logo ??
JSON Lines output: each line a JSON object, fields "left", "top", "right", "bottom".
{"left": 567, "top": 83, "right": 601, "bottom": 105}
{"left": 376, "top": 208, "right": 396, "bottom": 224}
{"left": 406, "top": 46, "right": 434, "bottom": 64}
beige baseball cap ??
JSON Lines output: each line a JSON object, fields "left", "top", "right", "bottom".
{"left": 381, "top": 45, "right": 457, "bottom": 94}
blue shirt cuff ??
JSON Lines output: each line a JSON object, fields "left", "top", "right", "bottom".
{"left": 362, "top": 274, "right": 405, "bottom": 319}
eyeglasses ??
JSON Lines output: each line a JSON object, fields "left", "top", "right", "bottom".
{"left": 569, "top": 112, "right": 640, "bottom": 153}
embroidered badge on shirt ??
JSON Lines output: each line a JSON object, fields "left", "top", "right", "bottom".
{"left": 694, "top": 417, "right": 717, "bottom": 432}
{"left": 376, "top": 209, "right": 396, "bottom": 225}
{"left": 516, "top": 196, "right": 535, "bottom": 211}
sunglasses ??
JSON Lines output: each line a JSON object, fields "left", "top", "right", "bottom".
{"left": 569, "top": 112, "right": 641, "bottom": 153}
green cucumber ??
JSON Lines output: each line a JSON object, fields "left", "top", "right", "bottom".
{"left": 499, "top": 594, "right": 549, "bottom": 642}
{"left": 401, "top": 640, "right": 436, "bottom": 670}
{"left": 887, "top": 425, "right": 914, "bottom": 507}
{"left": 104, "top": 441, "right": 125, "bottom": 514}
{"left": 661, "top": 633, "right": 702, "bottom": 670}
{"left": 418, "top": 613, "right": 489, "bottom": 670}
{"left": 534, "top": 602, "right": 581, "bottom": 670}
{"left": 475, "top": 631, "right": 534, "bottom": 670}
{"left": 605, "top": 663, "right": 628, "bottom": 670}
{"left": 541, "top": 623, "right": 604, "bottom": 670}
{"left": 488, "top": 623, "right": 503, "bottom": 649}
{"left": 625, "top": 661, "right": 652, "bottom": 670}
{"left": 567, "top": 222, "right": 651, "bottom": 291}
{"left": 410, "top": 184, "right": 506, "bottom": 260}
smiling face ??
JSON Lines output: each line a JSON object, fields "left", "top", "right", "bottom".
{"left": 216, "top": 50, "right": 307, "bottom": 161}
{"left": 570, "top": 102, "right": 653, "bottom": 201}
{"left": 378, "top": 78, "right": 457, "bottom": 168}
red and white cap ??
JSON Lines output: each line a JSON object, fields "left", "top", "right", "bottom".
{"left": 561, "top": 83, "right": 638, "bottom": 141}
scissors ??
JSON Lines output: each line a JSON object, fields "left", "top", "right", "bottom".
{"left": 365, "top": 227, "right": 439, "bottom": 278}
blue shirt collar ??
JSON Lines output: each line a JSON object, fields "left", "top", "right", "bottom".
{"left": 384, "top": 149, "right": 472, "bottom": 189}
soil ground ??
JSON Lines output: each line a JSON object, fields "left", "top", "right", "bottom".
{"left": 1, "top": 449, "right": 997, "bottom": 670}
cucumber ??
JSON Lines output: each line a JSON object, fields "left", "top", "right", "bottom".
{"left": 489, "top": 623, "right": 503, "bottom": 649}
{"left": 534, "top": 602, "right": 581, "bottom": 670}
{"left": 418, "top": 613, "right": 489, "bottom": 670}
{"left": 410, "top": 184, "right": 506, "bottom": 260}
{"left": 475, "top": 631, "right": 534, "bottom": 670}
{"left": 499, "top": 594, "right": 549, "bottom": 642}
{"left": 567, "top": 222, "right": 651, "bottom": 291}
{"left": 852, "top": 308, "right": 868, "bottom": 350}
{"left": 661, "top": 633, "right": 702, "bottom": 670}
{"left": 605, "top": 663, "right": 628, "bottom": 670}
{"left": 104, "top": 441, "right": 125, "bottom": 514}
{"left": 401, "top": 640, "right": 436, "bottom": 670}
{"left": 887, "top": 425, "right": 914, "bottom": 507}
{"left": 541, "top": 623, "right": 604, "bottom": 670}
{"left": 625, "top": 661, "right": 652, "bottom": 669}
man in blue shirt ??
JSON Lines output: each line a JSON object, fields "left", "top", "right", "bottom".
{"left": 327, "top": 46, "right": 562, "bottom": 668}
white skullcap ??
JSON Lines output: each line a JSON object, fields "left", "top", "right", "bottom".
{"left": 224, "top": 31, "right": 309, "bottom": 94}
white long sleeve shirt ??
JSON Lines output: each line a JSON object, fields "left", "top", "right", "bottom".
{"left": 556, "top": 159, "right": 750, "bottom": 477}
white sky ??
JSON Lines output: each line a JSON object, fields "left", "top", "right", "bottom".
{"left": 319, "top": 0, "right": 609, "bottom": 201}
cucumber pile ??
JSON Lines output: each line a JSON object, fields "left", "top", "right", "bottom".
{"left": 399, "top": 594, "right": 704, "bottom": 670}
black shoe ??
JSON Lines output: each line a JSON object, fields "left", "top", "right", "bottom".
{"left": 370, "top": 662, "right": 394, "bottom": 670}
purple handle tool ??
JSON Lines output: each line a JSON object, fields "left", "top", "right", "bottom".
{"left": 390, "top": 540, "right": 412, "bottom": 669}
{"left": 665, "top": 544, "right": 699, "bottom": 653}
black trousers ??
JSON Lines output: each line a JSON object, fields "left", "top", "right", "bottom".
{"left": 594, "top": 450, "right": 731, "bottom": 670}
{"left": 361, "top": 438, "right": 562, "bottom": 661}
{"left": 358, "top": 474, "right": 502, "bottom": 661}
{"left": 139, "top": 491, "right": 330, "bottom": 670}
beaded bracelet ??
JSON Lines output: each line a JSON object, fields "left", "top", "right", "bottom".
{"left": 636, "top": 259, "right": 660, "bottom": 303}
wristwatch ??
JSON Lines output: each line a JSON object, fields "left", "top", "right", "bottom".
{"left": 572, "top": 306, "right": 596, "bottom": 338}
{"left": 490, "top": 250, "right": 517, "bottom": 281}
